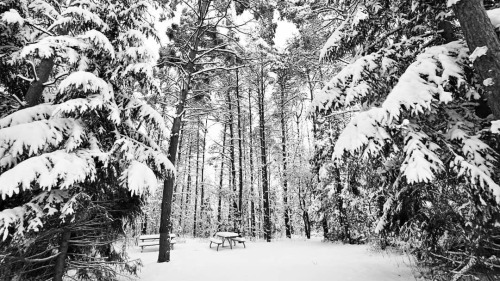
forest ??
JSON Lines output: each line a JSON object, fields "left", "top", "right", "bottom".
{"left": 1, "top": 0, "right": 500, "bottom": 280}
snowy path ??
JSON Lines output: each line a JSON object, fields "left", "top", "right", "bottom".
{"left": 127, "top": 238, "right": 415, "bottom": 281}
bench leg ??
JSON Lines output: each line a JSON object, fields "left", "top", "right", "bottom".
{"left": 243, "top": 242, "right": 246, "bottom": 248}
{"left": 141, "top": 246, "right": 144, "bottom": 252}
{"left": 217, "top": 244, "right": 219, "bottom": 251}
{"left": 210, "top": 241, "right": 212, "bottom": 248}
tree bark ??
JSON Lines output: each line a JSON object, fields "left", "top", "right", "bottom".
{"left": 199, "top": 116, "right": 208, "bottom": 236}
{"left": 193, "top": 118, "right": 201, "bottom": 237}
{"left": 258, "top": 58, "right": 271, "bottom": 242}
{"left": 453, "top": 0, "right": 500, "bottom": 118}
{"left": 53, "top": 229, "right": 70, "bottom": 281}
{"left": 236, "top": 68, "right": 244, "bottom": 230}
{"left": 217, "top": 125, "right": 227, "bottom": 225}
{"left": 26, "top": 57, "right": 54, "bottom": 107}
{"left": 280, "top": 81, "right": 291, "bottom": 239}
{"left": 158, "top": 0, "right": 210, "bottom": 262}
{"left": 248, "top": 90, "right": 256, "bottom": 237}
{"left": 227, "top": 89, "right": 238, "bottom": 230}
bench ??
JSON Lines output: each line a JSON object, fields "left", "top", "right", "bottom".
{"left": 209, "top": 237, "right": 223, "bottom": 251}
{"left": 231, "top": 237, "right": 246, "bottom": 248}
{"left": 138, "top": 234, "right": 176, "bottom": 252}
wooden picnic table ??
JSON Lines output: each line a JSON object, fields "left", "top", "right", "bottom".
{"left": 215, "top": 232, "right": 239, "bottom": 249}
{"left": 138, "top": 234, "right": 176, "bottom": 252}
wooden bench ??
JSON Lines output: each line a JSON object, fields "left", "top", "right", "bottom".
{"left": 209, "top": 237, "right": 223, "bottom": 251}
{"left": 138, "top": 234, "right": 176, "bottom": 252}
{"left": 231, "top": 237, "right": 246, "bottom": 248}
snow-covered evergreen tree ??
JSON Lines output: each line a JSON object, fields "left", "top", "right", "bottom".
{"left": 0, "top": 1, "right": 172, "bottom": 280}
{"left": 311, "top": 0, "right": 500, "bottom": 278}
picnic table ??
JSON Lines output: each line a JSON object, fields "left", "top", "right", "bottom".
{"left": 215, "top": 232, "right": 240, "bottom": 249}
{"left": 138, "top": 234, "right": 176, "bottom": 252}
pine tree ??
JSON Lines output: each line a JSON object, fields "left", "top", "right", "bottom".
{"left": 311, "top": 0, "right": 500, "bottom": 278}
{"left": 0, "top": 1, "right": 172, "bottom": 280}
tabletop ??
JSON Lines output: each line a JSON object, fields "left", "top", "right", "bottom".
{"left": 215, "top": 232, "right": 239, "bottom": 238}
{"left": 139, "top": 234, "right": 176, "bottom": 240}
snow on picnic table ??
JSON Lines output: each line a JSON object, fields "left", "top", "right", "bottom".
{"left": 127, "top": 237, "right": 415, "bottom": 281}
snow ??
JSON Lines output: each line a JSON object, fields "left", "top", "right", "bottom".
{"left": 120, "top": 161, "right": 158, "bottom": 196}
{"left": 0, "top": 104, "right": 54, "bottom": 128}
{"left": 0, "top": 150, "right": 97, "bottom": 199}
{"left": 492, "top": 120, "right": 500, "bottom": 134}
{"left": 1, "top": 9, "right": 24, "bottom": 25}
{"left": 382, "top": 41, "right": 468, "bottom": 120}
{"left": 319, "top": 20, "right": 346, "bottom": 61}
{"left": 79, "top": 30, "right": 115, "bottom": 58}
{"left": 333, "top": 108, "right": 390, "bottom": 159}
{"left": 352, "top": 7, "right": 369, "bottom": 26}
{"left": 58, "top": 71, "right": 110, "bottom": 96}
{"left": 401, "top": 129, "right": 443, "bottom": 184}
{"left": 29, "top": 0, "right": 60, "bottom": 19}
{"left": 487, "top": 8, "right": 500, "bottom": 29}
{"left": 469, "top": 46, "right": 488, "bottom": 63}
{"left": 62, "top": 6, "right": 109, "bottom": 31}
{"left": 0, "top": 119, "right": 83, "bottom": 169}
{"left": 483, "top": 78, "right": 494, "bottom": 86}
{"left": 273, "top": 11, "right": 300, "bottom": 52}
{"left": 446, "top": 0, "right": 461, "bottom": 7}
{"left": 0, "top": 206, "right": 25, "bottom": 241}
{"left": 127, "top": 238, "right": 415, "bottom": 281}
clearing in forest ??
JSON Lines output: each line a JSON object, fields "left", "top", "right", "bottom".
{"left": 127, "top": 238, "right": 415, "bottom": 281}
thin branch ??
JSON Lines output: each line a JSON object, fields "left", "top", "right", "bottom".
{"left": 192, "top": 65, "right": 246, "bottom": 76}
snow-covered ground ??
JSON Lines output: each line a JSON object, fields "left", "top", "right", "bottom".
{"left": 127, "top": 237, "right": 416, "bottom": 281}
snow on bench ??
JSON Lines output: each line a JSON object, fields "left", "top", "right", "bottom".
{"left": 231, "top": 237, "right": 246, "bottom": 248}
{"left": 209, "top": 237, "right": 223, "bottom": 251}
{"left": 138, "top": 234, "right": 176, "bottom": 252}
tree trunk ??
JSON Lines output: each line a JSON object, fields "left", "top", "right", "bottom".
{"left": 53, "top": 229, "right": 70, "bottom": 281}
{"left": 180, "top": 138, "right": 194, "bottom": 233}
{"left": 248, "top": 90, "right": 256, "bottom": 237}
{"left": 453, "top": 0, "right": 500, "bottom": 118}
{"left": 227, "top": 89, "right": 238, "bottom": 230}
{"left": 26, "top": 57, "right": 55, "bottom": 107}
{"left": 158, "top": 76, "right": 190, "bottom": 263}
{"left": 199, "top": 116, "right": 208, "bottom": 236}
{"left": 173, "top": 122, "right": 185, "bottom": 205}
{"left": 236, "top": 68, "right": 244, "bottom": 231}
{"left": 280, "top": 83, "right": 291, "bottom": 239}
{"left": 193, "top": 118, "right": 201, "bottom": 237}
{"left": 217, "top": 125, "right": 227, "bottom": 225}
{"left": 335, "top": 167, "right": 350, "bottom": 242}
{"left": 258, "top": 60, "right": 271, "bottom": 242}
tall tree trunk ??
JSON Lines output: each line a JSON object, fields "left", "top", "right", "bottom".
{"left": 227, "top": 89, "right": 238, "bottom": 230}
{"left": 453, "top": 0, "right": 500, "bottom": 119}
{"left": 199, "top": 116, "right": 208, "bottom": 236}
{"left": 335, "top": 167, "right": 350, "bottom": 242}
{"left": 158, "top": 76, "right": 190, "bottom": 262}
{"left": 248, "top": 90, "right": 256, "bottom": 237}
{"left": 236, "top": 68, "right": 244, "bottom": 230}
{"left": 217, "top": 125, "right": 227, "bottom": 225}
{"left": 53, "top": 229, "right": 70, "bottom": 281}
{"left": 258, "top": 59, "right": 271, "bottom": 242}
{"left": 193, "top": 118, "right": 201, "bottom": 237}
{"left": 298, "top": 182, "right": 311, "bottom": 239}
{"left": 173, "top": 122, "right": 185, "bottom": 204}
{"left": 280, "top": 84, "right": 291, "bottom": 239}
{"left": 157, "top": 0, "right": 213, "bottom": 261}
{"left": 142, "top": 213, "right": 148, "bottom": 235}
